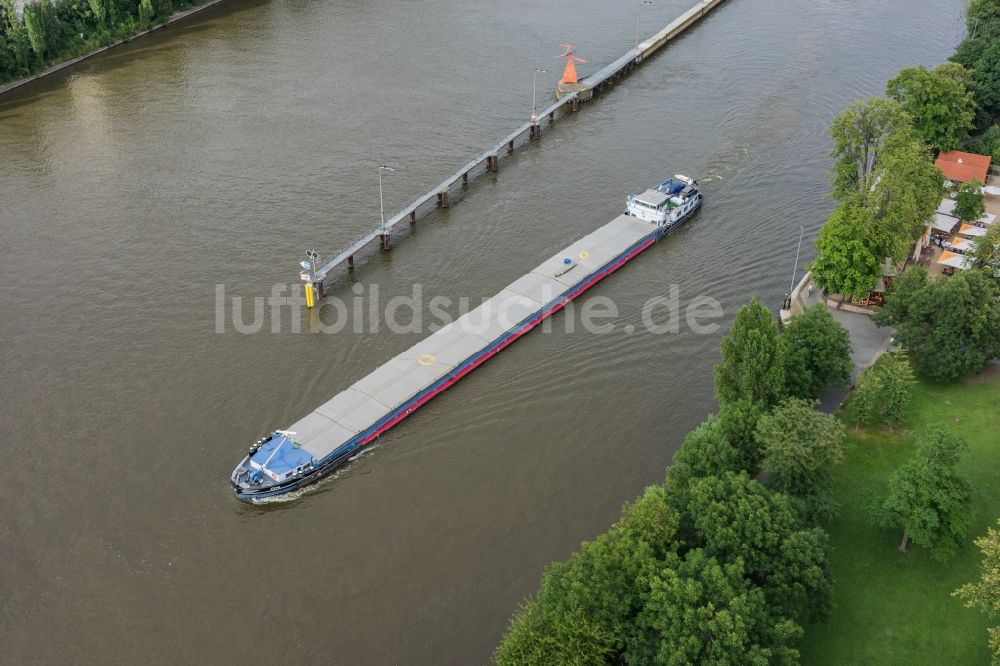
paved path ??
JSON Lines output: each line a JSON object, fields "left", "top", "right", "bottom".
{"left": 798, "top": 282, "right": 893, "bottom": 414}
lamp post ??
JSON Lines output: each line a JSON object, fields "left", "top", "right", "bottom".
{"left": 790, "top": 225, "right": 805, "bottom": 294}
{"left": 531, "top": 68, "right": 546, "bottom": 124}
{"left": 636, "top": 0, "right": 652, "bottom": 52}
{"left": 378, "top": 164, "right": 396, "bottom": 235}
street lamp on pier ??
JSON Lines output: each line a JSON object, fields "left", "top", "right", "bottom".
{"left": 531, "top": 68, "right": 546, "bottom": 124}
{"left": 636, "top": 0, "right": 653, "bottom": 53}
{"left": 378, "top": 164, "right": 396, "bottom": 237}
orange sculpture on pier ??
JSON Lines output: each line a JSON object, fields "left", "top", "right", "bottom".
{"left": 557, "top": 44, "right": 587, "bottom": 84}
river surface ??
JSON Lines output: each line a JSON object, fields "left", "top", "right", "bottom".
{"left": 0, "top": 0, "right": 963, "bottom": 662}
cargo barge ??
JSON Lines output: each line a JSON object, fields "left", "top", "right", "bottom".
{"left": 230, "top": 176, "right": 702, "bottom": 501}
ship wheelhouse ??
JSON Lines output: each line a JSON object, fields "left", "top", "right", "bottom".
{"left": 624, "top": 175, "right": 700, "bottom": 227}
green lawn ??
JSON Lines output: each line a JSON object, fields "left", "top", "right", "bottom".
{"left": 801, "top": 367, "right": 1000, "bottom": 665}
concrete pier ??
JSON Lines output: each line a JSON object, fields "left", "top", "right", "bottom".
{"left": 306, "top": 0, "right": 730, "bottom": 297}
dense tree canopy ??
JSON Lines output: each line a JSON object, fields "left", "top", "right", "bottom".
{"left": 494, "top": 486, "right": 680, "bottom": 665}
{"left": 781, "top": 304, "right": 853, "bottom": 400}
{"left": 684, "top": 472, "right": 833, "bottom": 624}
{"left": 496, "top": 294, "right": 850, "bottom": 663}
{"left": 886, "top": 64, "right": 976, "bottom": 152}
{"left": 714, "top": 299, "right": 786, "bottom": 408}
{"left": 757, "top": 399, "right": 846, "bottom": 523}
{"left": 629, "top": 549, "right": 802, "bottom": 666}
{"left": 829, "top": 97, "right": 912, "bottom": 200}
{"left": 874, "top": 267, "right": 1000, "bottom": 380}
{"left": 874, "top": 425, "right": 972, "bottom": 561}
{"left": 0, "top": 0, "right": 193, "bottom": 83}
{"left": 813, "top": 99, "right": 943, "bottom": 298}
{"left": 952, "top": 0, "right": 1000, "bottom": 123}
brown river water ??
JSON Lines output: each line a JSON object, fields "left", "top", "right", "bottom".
{"left": 0, "top": 0, "right": 963, "bottom": 662}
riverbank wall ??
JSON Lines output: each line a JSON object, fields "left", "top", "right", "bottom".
{"left": 0, "top": 0, "right": 228, "bottom": 98}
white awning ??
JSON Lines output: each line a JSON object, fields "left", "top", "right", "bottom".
{"left": 978, "top": 212, "right": 996, "bottom": 226}
{"left": 984, "top": 185, "right": 1000, "bottom": 197}
{"left": 937, "top": 198, "right": 957, "bottom": 216}
{"left": 958, "top": 224, "right": 988, "bottom": 238}
{"left": 933, "top": 213, "right": 959, "bottom": 233}
{"left": 945, "top": 237, "right": 973, "bottom": 252}
{"left": 937, "top": 250, "right": 974, "bottom": 269}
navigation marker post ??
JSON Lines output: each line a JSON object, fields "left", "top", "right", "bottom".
{"left": 303, "top": 249, "right": 321, "bottom": 308}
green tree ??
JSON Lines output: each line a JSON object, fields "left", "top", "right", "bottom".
{"left": 716, "top": 398, "right": 766, "bottom": 467}
{"left": 967, "top": 124, "right": 1000, "bottom": 163}
{"left": 138, "top": 0, "right": 153, "bottom": 27}
{"left": 810, "top": 203, "right": 882, "bottom": 299}
{"left": 494, "top": 487, "right": 680, "bottom": 665}
{"left": 826, "top": 98, "right": 943, "bottom": 265}
{"left": 685, "top": 472, "right": 833, "bottom": 624}
{"left": 830, "top": 97, "right": 911, "bottom": 200}
{"left": 971, "top": 40, "right": 1000, "bottom": 123}
{"left": 87, "top": 0, "right": 107, "bottom": 27}
{"left": 0, "top": 26, "right": 13, "bottom": 79}
{"left": 955, "top": 179, "right": 987, "bottom": 222}
{"left": 757, "top": 399, "right": 846, "bottom": 523}
{"left": 863, "top": 132, "right": 945, "bottom": 252}
{"left": 877, "top": 351, "right": 916, "bottom": 432}
{"left": 953, "top": 519, "right": 1000, "bottom": 664}
{"left": 1, "top": 0, "right": 33, "bottom": 77}
{"left": 494, "top": 601, "right": 616, "bottom": 666}
{"left": 851, "top": 364, "right": 882, "bottom": 431}
{"left": 887, "top": 64, "right": 976, "bottom": 152}
{"left": 152, "top": 0, "right": 172, "bottom": 22}
{"left": 874, "top": 425, "right": 972, "bottom": 561}
{"left": 628, "top": 549, "right": 802, "bottom": 666}
{"left": 781, "top": 303, "right": 853, "bottom": 400}
{"left": 714, "top": 298, "right": 786, "bottom": 408}
{"left": 874, "top": 267, "right": 1000, "bottom": 380}
{"left": 666, "top": 417, "right": 745, "bottom": 494}
{"left": 973, "top": 222, "right": 1000, "bottom": 269}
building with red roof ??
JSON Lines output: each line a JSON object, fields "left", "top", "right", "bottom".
{"left": 934, "top": 150, "right": 991, "bottom": 184}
